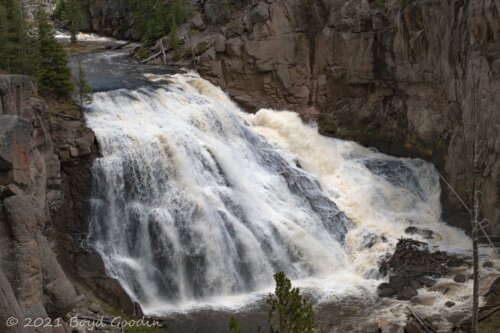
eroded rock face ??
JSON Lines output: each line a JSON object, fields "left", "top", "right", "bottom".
{"left": 79, "top": 1, "right": 499, "bottom": 231}
{"left": 0, "top": 75, "right": 134, "bottom": 331}
{"left": 126, "top": 0, "right": 498, "bottom": 235}
{"left": 79, "top": 0, "right": 139, "bottom": 40}
{"left": 0, "top": 75, "right": 75, "bottom": 332}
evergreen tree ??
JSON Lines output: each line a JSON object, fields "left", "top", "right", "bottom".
{"left": 0, "top": 0, "right": 32, "bottom": 74}
{"left": 54, "top": 0, "right": 66, "bottom": 20}
{"left": 65, "top": 0, "right": 83, "bottom": 44}
{"left": 77, "top": 63, "right": 92, "bottom": 106}
{"left": 229, "top": 272, "right": 317, "bottom": 333}
{"left": 34, "top": 8, "right": 73, "bottom": 98}
{"left": 169, "top": 18, "right": 180, "bottom": 61}
{"left": 229, "top": 316, "right": 241, "bottom": 333}
{"left": 267, "top": 272, "right": 314, "bottom": 333}
{"left": 127, "top": 0, "right": 188, "bottom": 45}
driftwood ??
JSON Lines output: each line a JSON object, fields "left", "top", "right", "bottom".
{"left": 111, "top": 40, "right": 134, "bottom": 50}
{"left": 140, "top": 50, "right": 163, "bottom": 63}
{"left": 407, "top": 306, "right": 437, "bottom": 333}
{"left": 49, "top": 112, "right": 81, "bottom": 120}
{"left": 478, "top": 305, "right": 500, "bottom": 322}
{"left": 159, "top": 39, "right": 166, "bottom": 65}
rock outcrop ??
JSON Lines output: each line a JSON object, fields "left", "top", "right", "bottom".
{"left": 0, "top": 75, "right": 77, "bottom": 332}
{"left": 121, "top": 0, "right": 499, "bottom": 235}
{"left": 0, "top": 75, "right": 134, "bottom": 332}
{"left": 79, "top": 0, "right": 139, "bottom": 40}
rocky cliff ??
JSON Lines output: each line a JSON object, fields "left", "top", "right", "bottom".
{"left": 0, "top": 75, "right": 78, "bottom": 332}
{"left": 0, "top": 75, "right": 136, "bottom": 332}
{"left": 81, "top": 0, "right": 499, "bottom": 235}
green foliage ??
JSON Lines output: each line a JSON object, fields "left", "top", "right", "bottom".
{"left": 230, "top": 272, "right": 317, "bottom": 333}
{"left": 56, "top": 0, "right": 84, "bottom": 44}
{"left": 267, "top": 272, "right": 314, "bottom": 333}
{"left": 34, "top": 8, "right": 73, "bottom": 98}
{"left": 54, "top": 0, "right": 66, "bottom": 20}
{"left": 0, "top": 0, "right": 34, "bottom": 74}
{"left": 375, "top": 0, "right": 386, "bottom": 8}
{"left": 229, "top": 316, "right": 241, "bottom": 333}
{"left": 169, "top": 19, "right": 181, "bottom": 61}
{"left": 77, "top": 63, "right": 92, "bottom": 106}
{"left": 128, "top": 0, "right": 189, "bottom": 46}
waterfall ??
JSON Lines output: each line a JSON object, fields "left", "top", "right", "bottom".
{"left": 86, "top": 73, "right": 352, "bottom": 311}
{"left": 85, "top": 72, "right": 470, "bottom": 314}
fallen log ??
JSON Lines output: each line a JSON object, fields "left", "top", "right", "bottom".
{"left": 407, "top": 306, "right": 437, "bottom": 333}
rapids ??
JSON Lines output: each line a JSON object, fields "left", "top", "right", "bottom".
{"left": 84, "top": 71, "right": 471, "bottom": 318}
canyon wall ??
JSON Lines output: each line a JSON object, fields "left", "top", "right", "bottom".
{"left": 0, "top": 75, "right": 77, "bottom": 331}
{"left": 81, "top": 0, "right": 499, "bottom": 235}
{"left": 0, "top": 75, "right": 135, "bottom": 331}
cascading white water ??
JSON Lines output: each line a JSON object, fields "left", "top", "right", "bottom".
{"left": 86, "top": 73, "right": 352, "bottom": 312}
{"left": 86, "top": 72, "right": 471, "bottom": 315}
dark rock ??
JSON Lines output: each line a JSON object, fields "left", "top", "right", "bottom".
{"left": 447, "top": 257, "right": 464, "bottom": 267}
{"left": 190, "top": 13, "right": 205, "bottom": 31}
{"left": 405, "top": 320, "right": 423, "bottom": 333}
{"left": 362, "top": 233, "right": 379, "bottom": 248}
{"left": 454, "top": 274, "right": 467, "bottom": 283}
{"left": 445, "top": 301, "right": 455, "bottom": 308}
{"left": 410, "top": 295, "right": 436, "bottom": 306}
{"left": 404, "top": 226, "right": 440, "bottom": 240}
{"left": 483, "top": 261, "right": 493, "bottom": 268}
{"left": 89, "top": 303, "right": 100, "bottom": 313}
{"left": 424, "top": 279, "right": 436, "bottom": 287}
{"left": 410, "top": 279, "right": 422, "bottom": 290}
{"left": 249, "top": 2, "right": 269, "bottom": 24}
{"left": 381, "top": 324, "right": 404, "bottom": 333}
{"left": 214, "top": 34, "right": 226, "bottom": 53}
{"left": 378, "top": 287, "right": 397, "bottom": 298}
{"left": 366, "top": 326, "right": 380, "bottom": 333}
{"left": 389, "top": 275, "right": 408, "bottom": 291}
{"left": 378, "top": 282, "right": 390, "bottom": 290}
{"left": 397, "top": 287, "right": 417, "bottom": 300}
{"left": 134, "top": 302, "right": 144, "bottom": 317}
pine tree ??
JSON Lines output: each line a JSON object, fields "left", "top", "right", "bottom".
{"left": 77, "top": 63, "right": 92, "bottom": 106}
{"left": 229, "top": 272, "right": 317, "bottom": 333}
{"left": 229, "top": 316, "right": 241, "bottom": 333}
{"left": 267, "top": 272, "right": 314, "bottom": 333}
{"left": 56, "top": 0, "right": 83, "bottom": 44}
{"left": 35, "top": 8, "right": 73, "bottom": 98}
{"left": 169, "top": 18, "right": 180, "bottom": 61}
{"left": 0, "top": 0, "right": 32, "bottom": 74}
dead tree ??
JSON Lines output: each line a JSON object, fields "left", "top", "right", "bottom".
{"left": 470, "top": 67, "right": 480, "bottom": 333}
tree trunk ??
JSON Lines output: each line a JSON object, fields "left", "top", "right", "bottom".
{"left": 470, "top": 70, "right": 480, "bottom": 333}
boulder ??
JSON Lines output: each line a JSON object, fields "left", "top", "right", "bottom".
{"left": 454, "top": 274, "right": 467, "bottom": 283}
{"left": 405, "top": 320, "right": 423, "bottom": 333}
{"left": 397, "top": 287, "right": 417, "bottom": 300}
{"left": 214, "top": 34, "right": 227, "bottom": 53}
{"left": 249, "top": 2, "right": 269, "bottom": 24}
{"left": 0, "top": 115, "right": 32, "bottom": 186}
{"left": 445, "top": 301, "right": 455, "bottom": 307}
{"left": 223, "top": 20, "right": 245, "bottom": 37}
{"left": 378, "top": 287, "right": 397, "bottom": 298}
{"left": 89, "top": 302, "right": 101, "bottom": 313}
{"left": 381, "top": 324, "right": 404, "bottom": 333}
{"left": 190, "top": 13, "right": 205, "bottom": 31}
{"left": 410, "top": 295, "right": 436, "bottom": 306}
